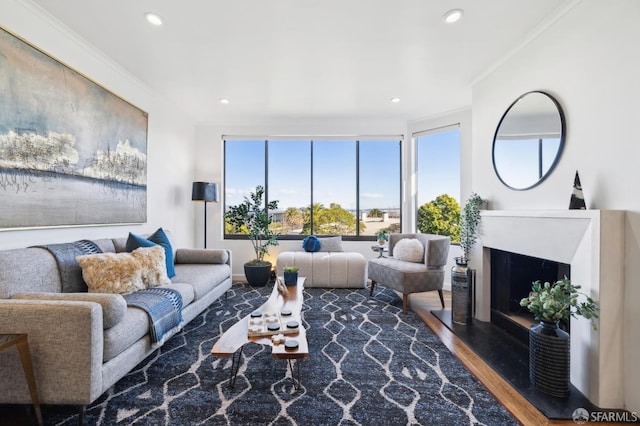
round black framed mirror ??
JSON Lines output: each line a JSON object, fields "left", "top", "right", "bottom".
{"left": 492, "top": 91, "right": 566, "bottom": 190}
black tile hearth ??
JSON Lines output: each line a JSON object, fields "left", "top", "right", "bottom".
{"left": 431, "top": 309, "right": 598, "bottom": 420}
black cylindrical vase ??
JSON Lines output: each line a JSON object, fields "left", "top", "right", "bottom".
{"left": 529, "top": 320, "right": 570, "bottom": 398}
{"left": 451, "top": 258, "right": 472, "bottom": 325}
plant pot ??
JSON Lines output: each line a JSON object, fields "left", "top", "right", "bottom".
{"left": 244, "top": 262, "right": 272, "bottom": 287}
{"left": 451, "top": 257, "right": 473, "bottom": 325}
{"left": 283, "top": 271, "right": 298, "bottom": 286}
{"left": 529, "top": 320, "right": 570, "bottom": 398}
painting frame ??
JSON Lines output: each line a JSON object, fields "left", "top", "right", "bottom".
{"left": 0, "top": 25, "right": 148, "bottom": 230}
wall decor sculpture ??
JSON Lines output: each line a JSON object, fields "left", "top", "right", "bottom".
{"left": 0, "top": 27, "right": 148, "bottom": 229}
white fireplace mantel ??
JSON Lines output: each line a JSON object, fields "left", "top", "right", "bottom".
{"left": 476, "top": 209, "right": 625, "bottom": 409}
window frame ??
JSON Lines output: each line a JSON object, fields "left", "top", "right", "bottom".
{"left": 223, "top": 136, "right": 402, "bottom": 241}
{"left": 413, "top": 123, "right": 462, "bottom": 240}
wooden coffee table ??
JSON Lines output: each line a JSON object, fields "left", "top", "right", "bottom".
{"left": 211, "top": 277, "right": 308, "bottom": 389}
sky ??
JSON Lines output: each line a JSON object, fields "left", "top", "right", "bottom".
{"left": 225, "top": 129, "right": 462, "bottom": 213}
{"left": 416, "top": 127, "right": 461, "bottom": 206}
{"left": 225, "top": 139, "right": 402, "bottom": 211}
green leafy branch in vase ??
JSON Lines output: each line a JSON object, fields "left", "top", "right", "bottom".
{"left": 520, "top": 277, "right": 599, "bottom": 330}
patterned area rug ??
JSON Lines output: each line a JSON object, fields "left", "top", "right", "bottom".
{"left": 45, "top": 284, "right": 517, "bottom": 425}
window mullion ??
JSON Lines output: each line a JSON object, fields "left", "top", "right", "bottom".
{"left": 310, "top": 140, "right": 314, "bottom": 235}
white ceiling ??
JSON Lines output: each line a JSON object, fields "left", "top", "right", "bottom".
{"left": 31, "top": 0, "right": 568, "bottom": 125}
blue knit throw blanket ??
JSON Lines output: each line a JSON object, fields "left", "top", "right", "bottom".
{"left": 35, "top": 239, "right": 103, "bottom": 293}
{"left": 124, "top": 288, "right": 183, "bottom": 344}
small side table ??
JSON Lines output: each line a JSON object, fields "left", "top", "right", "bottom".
{"left": 0, "top": 334, "right": 43, "bottom": 426}
{"left": 371, "top": 245, "right": 388, "bottom": 258}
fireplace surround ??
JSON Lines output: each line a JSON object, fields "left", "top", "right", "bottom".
{"left": 490, "top": 248, "right": 571, "bottom": 343}
{"left": 477, "top": 210, "right": 624, "bottom": 408}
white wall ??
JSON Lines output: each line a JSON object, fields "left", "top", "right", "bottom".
{"left": 471, "top": 0, "right": 640, "bottom": 412}
{"left": 0, "top": 0, "right": 197, "bottom": 249}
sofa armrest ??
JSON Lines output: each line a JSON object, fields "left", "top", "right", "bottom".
{"left": 12, "top": 292, "right": 126, "bottom": 329}
{"left": 0, "top": 299, "right": 104, "bottom": 405}
{"left": 175, "top": 248, "right": 230, "bottom": 265}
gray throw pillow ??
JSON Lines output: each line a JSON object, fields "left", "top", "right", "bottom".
{"left": 319, "top": 236, "right": 344, "bottom": 252}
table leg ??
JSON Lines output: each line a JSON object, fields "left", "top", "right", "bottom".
{"left": 228, "top": 346, "right": 244, "bottom": 389}
{"left": 287, "top": 359, "right": 302, "bottom": 390}
{"left": 15, "top": 336, "right": 43, "bottom": 426}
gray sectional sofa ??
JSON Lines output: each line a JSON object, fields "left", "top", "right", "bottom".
{"left": 0, "top": 231, "right": 231, "bottom": 414}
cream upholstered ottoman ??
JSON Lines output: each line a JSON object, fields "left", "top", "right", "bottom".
{"left": 276, "top": 251, "right": 367, "bottom": 288}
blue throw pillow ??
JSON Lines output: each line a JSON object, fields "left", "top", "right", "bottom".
{"left": 126, "top": 228, "right": 176, "bottom": 278}
{"left": 302, "top": 235, "right": 321, "bottom": 252}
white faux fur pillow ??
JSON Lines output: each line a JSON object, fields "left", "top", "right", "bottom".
{"left": 132, "top": 246, "right": 172, "bottom": 288}
{"left": 393, "top": 238, "right": 425, "bottom": 263}
{"left": 77, "top": 251, "right": 145, "bottom": 295}
{"left": 77, "top": 246, "right": 171, "bottom": 295}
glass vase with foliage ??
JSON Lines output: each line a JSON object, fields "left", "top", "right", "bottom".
{"left": 225, "top": 185, "right": 279, "bottom": 266}
{"left": 458, "top": 193, "right": 483, "bottom": 265}
{"left": 376, "top": 230, "right": 389, "bottom": 245}
{"left": 520, "top": 278, "right": 599, "bottom": 329}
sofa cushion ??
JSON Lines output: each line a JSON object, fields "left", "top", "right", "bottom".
{"left": 133, "top": 246, "right": 172, "bottom": 288}
{"left": 368, "top": 256, "right": 445, "bottom": 294}
{"left": 175, "top": 249, "right": 228, "bottom": 265}
{"left": 77, "top": 247, "right": 171, "bottom": 294}
{"left": 172, "top": 263, "right": 232, "bottom": 300}
{"left": 125, "top": 228, "right": 176, "bottom": 278}
{"left": 90, "top": 238, "right": 117, "bottom": 254}
{"left": 77, "top": 250, "right": 146, "bottom": 295}
{"left": 393, "top": 238, "right": 424, "bottom": 263}
{"left": 157, "top": 283, "right": 195, "bottom": 307}
{"left": 319, "top": 236, "right": 344, "bottom": 252}
{"left": 143, "top": 228, "right": 176, "bottom": 278}
{"left": 0, "top": 247, "right": 61, "bottom": 298}
{"left": 12, "top": 292, "right": 126, "bottom": 329}
{"left": 103, "top": 306, "right": 151, "bottom": 362}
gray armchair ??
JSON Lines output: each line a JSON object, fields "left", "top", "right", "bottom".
{"left": 368, "top": 233, "right": 451, "bottom": 314}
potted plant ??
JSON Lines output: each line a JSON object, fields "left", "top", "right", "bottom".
{"left": 283, "top": 266, "right": 299, "bottom": 286}
{"left": 458, "top": 192, "right": 483, "bottom": 266}
{"left": 520, "top": 278, "right": 599, "bottom": 397}
{"left": 376, "top": 230, "right": 389, "bottom": 246}
{"left": 451, "top": 193, "right": 483, "bottom": 325}
{"left": 225, "top": 185, "right": 279, "bottom": 287}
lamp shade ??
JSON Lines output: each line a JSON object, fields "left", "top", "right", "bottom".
{"left": 192, "top": 182, "right": 218, "bottom": 202}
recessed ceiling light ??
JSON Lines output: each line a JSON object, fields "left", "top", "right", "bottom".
{"left": 145, "top": 12, "right": 165, "bottom": 26}
{"left": 442, "top": 9, "right": 463, "bottom": 24}
{"left": 220, "top": 98, "right": 230, "bottom": 104}
{"left": 390, "top": 97, "right": 400, "bottom": 103}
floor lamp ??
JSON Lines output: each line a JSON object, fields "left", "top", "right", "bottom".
{"left": 191, "top": 182, "right": 218, "bottom": 248}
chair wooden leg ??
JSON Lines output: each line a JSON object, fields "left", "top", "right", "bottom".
{"left": 402, "top": 294, "right": 408, "bottom": 314}
{"left": 437, "top": 289, "right": 445, "bottom": 308}
{"left": 369, "top": 280, "right": 376, "bottom": 296}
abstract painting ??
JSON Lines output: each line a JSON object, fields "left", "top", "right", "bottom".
{"left": 0, "top": 26, "right": 148, "bottom": 229}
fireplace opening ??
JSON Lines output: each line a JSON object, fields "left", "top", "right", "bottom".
{"left": 490, "top": 248, "right": 571, "bottom": 344}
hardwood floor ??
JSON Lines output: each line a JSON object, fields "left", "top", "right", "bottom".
{"left": 408, "top": 290, "right": 618, "bottom": 426}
